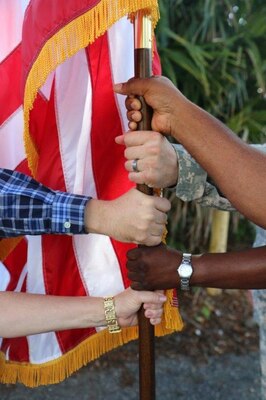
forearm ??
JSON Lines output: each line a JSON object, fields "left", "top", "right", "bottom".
{"left": 172, "top": 101, "right": 266, "bottom": 227}
{"left": 0, "top": 169, "right": 90, "bottom": 237}
{"left": 0, "top": 292, "right": 105, "bottom": 338}
{"left": 191, "top": 246, "right": 266, "bottom": 289}
{"left": 128, "top": 245, "right": 266, "bottom": 291}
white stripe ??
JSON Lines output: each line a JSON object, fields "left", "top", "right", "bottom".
{"left": 39, "top": 71, "right": 55, "bottom": 101}
{"left": 26, "top": 236, "right": 46, "bottom": 295}
{"left": 26, "top": 236, "right": 62, "bottom": 363}
{"left": 0, "top": 261, "right": 10, "bottom": 290}
{"left": 5, "top": 346, "right": 10, "bottom": 361}
{"left": 74, "top": 234, "right": 125, "bottom": 297}
{"left": 28, "top": 330, "right": 62, "bottom": 364}
{"left": 108, "top": 17, "right": 134, "bottom": 133}
{"left": 55, "top": 49, "right": 96, "bottom": 197}
{"left": 0, "top": 107, "right": 25, "bottom": 168}
{"left": 0, "top": 0, "right": 30, "bottom": 63}
{"left": 73, "top": 74, "right": 93, "bottom": 196}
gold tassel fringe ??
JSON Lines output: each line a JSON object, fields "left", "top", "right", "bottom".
{"left": 23, "top": 0, "right": 160, "bottom": 176}
{"left": 0, "top": 1, "right": 183, "bottom": 386}
{"left": 0, "top": 237, "right": 23, "bottom": 262}
{"left": 0, "top": 290, "right": 182, "bottom": 387}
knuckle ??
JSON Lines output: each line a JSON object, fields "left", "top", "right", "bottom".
{"left": 125, "top": 161, "right": 131, "bottom": 171}
{"left": 124, "top": 148, "right": 130, "bottom": 159}
{"left": 157, "top": 227, "right": 164, "bottom": 237}
{"left": 152, "top": 237, "right": 161, "bottom": 246}
{"left": 145, "top": 239, "right": 154, "bottom": 247}
{"left": 149, "top": 159, "right": 158, "bottom": 170}
{"left": 142, "top": 170, "right": 151, "bottom": 183}
{"left": 161, "top": 198, "right": 171, "bottom": 211}
{"left": 145, "top": 168, "right": 154, "bottom": 180}
{"left": 150, "top": 131, "right": 160, "bottom": 141}
{"left": 138, "top": 232, "right": 148, "bottom": 244}
{"left": 166, "top": 203, "right": 171, "bottom": 212}
{"left": 126, "top": 111, "right": 134, "bottom": 122}
{"left": 129, "top": 121, "right": 137, "bottom": 131}
{"left": 150, "top": 145, "right": 160, "bottom": 156}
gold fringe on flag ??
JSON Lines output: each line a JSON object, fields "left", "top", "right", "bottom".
{"left": 0, "top": 299, "right": 182, "bottom": 387}
{"left": 23, "top": 0, "right": 160, "bottom": 176}
{"left": 0, "top": 213, "right": 182, "bottom": 387}
{"left": 0, "top": 237, "right": 23, "bottom": 262}
{"left": 0, "top": 0, "right": 183, "bottom": 386}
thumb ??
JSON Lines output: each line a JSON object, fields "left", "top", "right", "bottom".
{"left": 114, "top": 78, "right": 148, "bottom": 96}
{"left": 115, "top": 135, "right": 125, "bottom": 145}
{"left": 140, "top": 290, "right": 167, "bottom": 304}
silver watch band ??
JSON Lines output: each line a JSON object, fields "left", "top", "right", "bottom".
{"left": 180, "top": 277, "right": 190, "bottom": 291}
{"left": 180, "top": 253, "right": 192, "bottom": 291}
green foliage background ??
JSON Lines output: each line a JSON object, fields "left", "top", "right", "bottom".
{"left": 155, "top": 0, "right": 266, "bottom": 251}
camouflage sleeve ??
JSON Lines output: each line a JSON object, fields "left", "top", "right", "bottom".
{"left": 172, "top": 143, "right": 266, "bottom": 211}
{"left": 172, "top": 144, "right": 234, "bottom": 211}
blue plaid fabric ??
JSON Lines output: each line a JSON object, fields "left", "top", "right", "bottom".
{"left": 0, "top": 169, "right": 91, "bottom": 237}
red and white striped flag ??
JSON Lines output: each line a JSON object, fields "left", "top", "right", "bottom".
{"left": 0, "top": 0, "right": 183, "bottom": 387}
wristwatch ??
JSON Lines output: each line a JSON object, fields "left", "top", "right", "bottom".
{"left": 177, "top": 253, "right": 193, "bottom": 291}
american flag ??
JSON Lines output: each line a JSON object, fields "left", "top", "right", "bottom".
{"left": 0, "top": 0, "right": 182, "bottom": 387}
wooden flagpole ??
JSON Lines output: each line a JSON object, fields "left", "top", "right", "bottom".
{"left": 134, "top": 11, "right": 155, "bottom": 400}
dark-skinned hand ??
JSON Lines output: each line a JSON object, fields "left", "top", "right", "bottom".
{"left": 127, "top": 243, "right": 182, "bottom": 291}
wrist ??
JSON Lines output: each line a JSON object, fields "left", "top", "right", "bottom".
{"left": 173, "top": 251, "right": 202, "bottom": 290}
{"left": 103, "top": 296, "right": 121, "bottom": 333}
{"left": 78, "top": 297, "right": 106, "bottom": 328}
{"left": 177, "top": 253, "right": 193, "bottom": 291}
{"left": 190, "top": 253, "right": 216, "bottom": 288}
{"left": 84, "top": 199, "right": 110, "bottom": 235}
{"left": 164, "top": 248, "right": 183, "bottom": 289}
{"left": 167, "top": 145, "right": 179, "bottom": 187}
{"left": 170, "top": 98, "right": 197, "bottom": 141}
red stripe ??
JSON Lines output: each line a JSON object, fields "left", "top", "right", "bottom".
{"left": 1, "top": 336, "right": 29, "bottom": 363}
{"left": 0, "top": 44, "right": 22, "bottom": 126}
{"left": 1, "top": 241, "right": 29, "bottom": 363}
{"left": 28, "top": 92, "right": 50, "bottom": 163}
{"left": 152, "top": 39, "right": 162, "bottom": 75}
{"left": 15, "top": 159, "right": 32, "bottom": 177}
{"left": 32, "top": 83, "right": 65, "bottom": 189}
{"left": 22, "top": 0, "right": 101, "bottom": 88}
{"left": 4, "top": 239, "right": 27, "bottom": 292}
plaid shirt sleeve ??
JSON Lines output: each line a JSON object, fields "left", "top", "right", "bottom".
{"left": 0, "top": 169, "right": 91, "bottom": 237}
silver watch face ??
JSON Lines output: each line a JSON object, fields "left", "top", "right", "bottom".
{"left": 178, "top": 263, "right": 193, "bottom": 278}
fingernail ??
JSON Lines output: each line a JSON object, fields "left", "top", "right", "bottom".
{"left": 159, "top": 295, "right": 167, "bottom": 302}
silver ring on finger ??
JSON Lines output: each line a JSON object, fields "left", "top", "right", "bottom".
{"left": 132, "top": 158, "right": 140, "bottom": 173}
